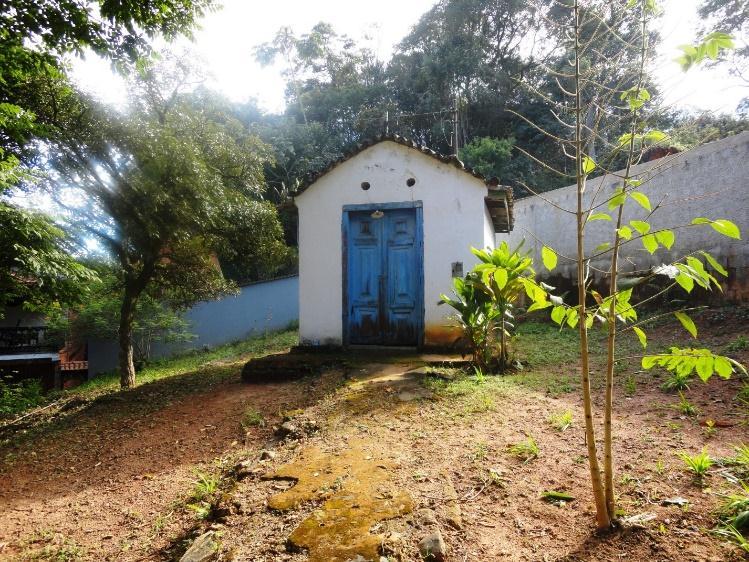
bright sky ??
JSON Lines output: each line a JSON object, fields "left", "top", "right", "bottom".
{"left": 70, "top": 0, "right": 746, "bottom": 115}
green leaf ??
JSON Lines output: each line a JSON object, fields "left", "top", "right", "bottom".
{"left": 643, "top": 130, "right": 667, "bottom": 143}
{"left": 527, "top": 300, "right": 552, "bottom": 313}
{"left": 494, "top": 268, "right": 508, "bottom": 289}
{"left": 675, "top": 272, "right": 694, "bottom": 293}
{"left": 630, "top": 192, "right": 652, "bottom": 212}
{"left": 594, "top": 242, "right": 611, "bottom": 253}
{"left": 714, "top": 356, "right": 734, "bottom": 378}
{"left": 608, "top": 187, "right": 627, "bottom": 210}
{"left": 565, "top": 308, "right": 579, "bottom": 328}
{"left": 674, "top": 311, "right": 697, "bottom": 338}
{"left": 695, "top": 356, "right": 713, "bottom": 382}
{"left": 617, "top": 226, "right": 632, "bottom": 240}
{"left": 691, "top": 217, "right": 711, "bottom": 225}
{"left": 542, "top": 246, "right": 558, "bottom": 271}
{"left": 630, "top": 220, "right": 651, "bottom": 235}
{"left": 582, "top": 155, "right": 596, "bottom": 175}
{"left": 633, "top": 326, "right": 647, "bottom": 349}
{"left": 655, "top": 230, "right": 675, "bottom": 250}
{"left": 709, "top": 219, "right": 741, "bottom": 240}
{"left": 700, "top": 251, "right": 727, "bottom": 276}
{"left": 641, "top": 233, "right": 658, "bottom": 254}
{"left": 589, "top": 212, "right": 612, "bottom": 222}
{"left": 551, "top": 305, "right": 566, "bottom": 325}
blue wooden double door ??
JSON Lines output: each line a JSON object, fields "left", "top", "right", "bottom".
{"left": 345, "top": 206, "right": 423, "bottom": 346}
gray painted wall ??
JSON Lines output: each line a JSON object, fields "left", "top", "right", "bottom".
{"left": 499, "top": 133, "right": 749, "bottom": 299}
{"left": 88, "top": 275, "right": 299, "bottom": 375}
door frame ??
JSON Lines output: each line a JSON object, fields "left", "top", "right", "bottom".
{"left": 342, "top": 200, "right": 424, "bottom": 348}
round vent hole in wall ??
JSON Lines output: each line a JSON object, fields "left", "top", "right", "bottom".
{"left": 361, "top": 181, "right": 371, "bottom": 190}
{"left": 406, "top": 177, "right": 416, "bottom": 187}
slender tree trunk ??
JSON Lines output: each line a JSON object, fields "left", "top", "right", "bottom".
{"left": 603, "top": 0, "right": 650, "bottom": 519}
{"left": 573, "top": 0, "right": 611, "bottom": 530}
{"left": 119, "top": 283, "right": 138, "bottom": 388}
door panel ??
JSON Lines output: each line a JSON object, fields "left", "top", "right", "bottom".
{"left": 348, "top": 213, "right": 384, "bottom": 344}
{"left": 346, "top": 207, "right": 421, "bottom": 346}
{"left": 384, "top": 210, "right": 419, "bottom": 345}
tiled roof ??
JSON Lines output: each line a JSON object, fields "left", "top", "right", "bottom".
{"left": 293, "top": 134, "right": 514, "bottom": 232}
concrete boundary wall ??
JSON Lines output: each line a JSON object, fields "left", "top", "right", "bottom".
{"left": 499, "top": 133, "right": 749, "bottom": 300}
{"left": 88, "top": 275, "right": 299, "bottom": 375}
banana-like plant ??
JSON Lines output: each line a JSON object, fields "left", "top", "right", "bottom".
{"left": 441, "top": 241, "right": 550, "bottom": 371}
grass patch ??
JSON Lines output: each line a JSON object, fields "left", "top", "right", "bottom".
{"left": 76, "top": 329, "right": 298, "bottom": 397}
{"left": 513, "top": 321, "right": 579, "bottom": 367}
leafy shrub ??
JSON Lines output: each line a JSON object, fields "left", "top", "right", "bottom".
{"left": 0, "top": 377, "right": 44, "bottom": 418}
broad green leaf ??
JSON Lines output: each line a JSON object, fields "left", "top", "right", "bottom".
{"left": 700, "top": 251, "right": 727, "bottom": 276}
{"left": 542, "top": 246, "right": 558, "bottom": 271}
{"left": 630, "top": 192, "right": 652, "bottom": 212}
{"left": 582, "top": 156, "right": 596, "bottom": 175}
{"left": 589, "top": 212, "right": 612, "bottom": 221}
{"left": 714, "top": 356, "right": 734, "bottom": 378}
{"left": 642, "top": 233, "right": 658, "bottom": 254}
{"left": 551, "top": 305, "right": 566, "bottom": 325}
{"left": 674, "top": 311, "right": 697, "bottom": 338}
{"left": 691, "top": 217, "right": 711, "bottom": 225}
{"left": 633, "top": 326, "right": 647, "bottom": 349}
{"left": 527, "top": 300, "right": 552, "bottom": 313}
{"left": 617, "top": 226, "right": 632, "bottom": 240}
{"left": 709, "top": 219, "right": 741, "bottom": 240}
{"left": 630, "top": 220, "right": 651, "bottom": 234}
{"left": 608, "top": 187, "right": 627, "bottom": 210}
{"left": 675, "top": 272, "right": 694, "bottom": 292}
{"left": 695, "top": 356, "right": 713, "bottom": 382}
{"left": 566, "top": 308, "right": 579, "bottom": 328}
{"left": 655, "top": 230, "right": 675, "bottom": 250}
{"left": 642, "top": 347, "right": 746, "bottom": 380}
{"left": 494, "top": 268, "right": 508, "bottom": 289}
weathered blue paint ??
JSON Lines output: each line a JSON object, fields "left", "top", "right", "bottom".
{"left": 87, "top": 275, "right": 299, "bottom": 375}
{"left": 342, "top": 201, "right": 424, "bottom": 347}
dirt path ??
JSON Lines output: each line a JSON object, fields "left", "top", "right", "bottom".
{"left": 0, "top": 362, "right": 338, "bottom": 561}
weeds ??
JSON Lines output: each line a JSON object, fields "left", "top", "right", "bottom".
{"left": 714, "top": 481, "right": 749, "bottom": 552}
{"left": 185, "top": 469, "right": 221, "bottom": 520}
{"left": 703, "top": 419, "right": 717, "bottom": 439}
{"left": 726, "top": 335, "right": 749, "bottom": 354}
{"left": 0, "top": 377, "right": 45, "bottom": 418}
{"left": 678, "top": 448, "right": 712, "bottom": 482}
{"left": 241, "top": 407, "right": 265, "bottom": 429}
{"left": 472, "top": 441, "right": 489, "bottom": 461}
{"left": 623, "top": 375, "right": 637, "bottom": 396}
{"left": 674, "top": 392, "right": 699, "bottom": 417}
{"left": 547, "top": 409, "right": 573, "bottom": 432}
{"left": 507, "top": 435, "right": 539, "bottom": 463}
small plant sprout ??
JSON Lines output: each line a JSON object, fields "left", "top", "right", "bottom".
{"left": 472, "top": 441, "right": 489, "bottom": 461}
{"left": 507, "top": 435, "right": 539, "bottom": 463}
{"left": 623, "top": 375, "right": 636, "bottom": 396}
{"left": 714, "top": 481, "right": 749, "bottom": 552}
{"left": 703, "top": 419, "right": 717, "bottom": 439}
{"left": 548, "top": 409, "right": 574, "bottom": 432}
{"left": 661, "top": 372, "right": 691, "bottom": 393}
{"left": 678, "top": 448, "right": 712, "bottom": 482}
{"left": 241, "top": 407, "right": 265, "bottom": 429}
{"left": 653, "top": 459, "right": 666, "bottom": 475}
{"left": 674, "top": 392, "right": 699, "bottom": 417}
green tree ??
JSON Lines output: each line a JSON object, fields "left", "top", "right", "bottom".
{"left": 1, "top": 0, "right": 213, "bottom": 316}
{"left": 524, "top": 0, "right": 744, "bottom": 529}
{"left": 47, "top": 267, "right": 194, "bottom": 368}
{"left": 459, "top": 136, "right": 515, "bottom": 180}
{"left": 38, "top": 57, "right": 287, "bottom": 388}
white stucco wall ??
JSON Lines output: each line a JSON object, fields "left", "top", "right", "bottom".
{"left": 500, "top": 132, "right": 749, "bottom": 299}
{"left": 295, "top": 141, "right": 491, "bottom": 346}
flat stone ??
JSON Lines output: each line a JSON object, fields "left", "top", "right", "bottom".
{"left": 179, "top": 531, "right": 218, "bottom": 562}
{"left": 418, "top": 531, "right": 447, "bottom": 561}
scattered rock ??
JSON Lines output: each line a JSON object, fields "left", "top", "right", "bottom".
{"left": 442, "top": 472, "right": 462, "bottom": 530}
{"left": 179, "top": 531, "right": 218, "bottom": 562}
{"left": 233, "top": 459, "right": 255, "bottom": 480}
{"left": 418, "top": 531, "right": 447, "bottom": 561}
{"left": 260, "top": 449, "right": 276, "bottom": 461}
{"left": 417, "top": 508, "right": 438, "bottom": 526}
{"left": 661, "top": 497, "right": 689, "bottom": 507}
{"left": 275, "top": 418, "right": 320, "bottom": 440}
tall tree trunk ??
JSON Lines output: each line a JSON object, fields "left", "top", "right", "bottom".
{"left": 573, "top": 0, "right": 611, "bottom": 530}
{"left": 119, "top": 284, "right": 138, "bottom": 388}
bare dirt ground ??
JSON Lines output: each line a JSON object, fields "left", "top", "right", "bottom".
{"left": 0, "top": 313, "right": 747, "bottom": 561}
